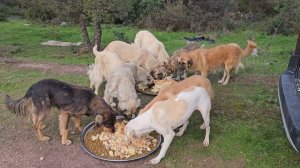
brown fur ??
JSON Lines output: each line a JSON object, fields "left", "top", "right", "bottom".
{"left": 5, "top": 79, "right": 116, "bottom": 145}
{"left": 139, "top": 75, "right": 213, "bottom": 115}
{"left": 178, "top": 40, "right": 257, "bottom": 85}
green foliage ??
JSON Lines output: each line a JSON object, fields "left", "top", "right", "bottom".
{"left": 265, "top": 0, "right": 300, "bottom": 35}
{"left": 0, "top": 5, "right": 8, "bottom": 21}
{"left": 112, "top": 30, "right": 130, "bottom": 43}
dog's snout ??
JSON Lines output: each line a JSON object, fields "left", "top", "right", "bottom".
{"left": 148, "top": 82, "right": 155, "bottom": 87}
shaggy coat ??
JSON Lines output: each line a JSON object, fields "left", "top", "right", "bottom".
{"left": 103, "top": 41, "right": 166, "bottom": 79}
{"left": 178, "top": 40, "right": 257, "bottom": 85}
{"left": 91, "top": 46, "right": 154, "bottom": 94}
{"left": 104, "top": 65, "right": 141, "bottom": 119}
{"left": 5, "top": 79, "right": 116, "bottom": 145}
{"left": 134, "top": 30, "right": 169, "bottom": 63}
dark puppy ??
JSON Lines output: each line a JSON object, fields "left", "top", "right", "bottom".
{"left": 5, "top": 79, "right": 116, "bottom": 145}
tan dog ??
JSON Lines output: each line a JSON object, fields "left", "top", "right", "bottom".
{"left": 139, "top": 75, "right": 213, "bottom": 115}
{"left": 104, "top": 41, "right": 166, "bottom": 79}
{"left": 178, "top": 40, "right": 257, "bottom": 85}
{"left": 134, "top": 30, "right": 169, "bottom": 64}
{"left": 125, "top": 86, "right": 211, "bottom": 164}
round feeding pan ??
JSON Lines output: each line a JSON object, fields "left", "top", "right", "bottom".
{"left": 79, "top": 121, "right": 162, "bottom": 162}
{"left": 135, "top": 82, "right": 158, "bottom": 96}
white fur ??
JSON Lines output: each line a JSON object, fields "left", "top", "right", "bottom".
{"left": 125, "top": 87, "right": 211, "bottom": 164}
{"left": 134, "top": 30, "right": 169, "bottom": 64}
{"left": 104, "top": 41, "right": 166, "bottom": 79}
{"left": 90, "top": 45, "right": 154, "bottom": 95}
{"left": 104, "top": 65, "right": 141, "bottom": 117}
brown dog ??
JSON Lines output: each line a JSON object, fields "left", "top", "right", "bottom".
{"left": 5, "top": 79, "right": 116, "bottom": 145}
{"left": 139, "top": 75, "right": 213, "bottom": 115}
{"left": 178, "top": 40, "right": 257, "bottom": 85}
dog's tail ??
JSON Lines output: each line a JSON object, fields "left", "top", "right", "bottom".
{"left": 234, "top": 62, "right": 244, "bottom": 74}
{"left": 93, "top": 45, "right": 100, "bottom": 56}
{"left": 242, "top": 40, "right": 257, "bottom": 58}
{"left": 5, "top": 95, "right": 34, "bottom": 117}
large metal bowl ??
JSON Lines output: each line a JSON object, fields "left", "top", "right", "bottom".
{"left": 79, "top": 121, "right": 162, "bottom": 162}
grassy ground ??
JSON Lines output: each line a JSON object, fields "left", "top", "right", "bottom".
{"left": 0, "top": 19, "right": 300, "bottom": 167}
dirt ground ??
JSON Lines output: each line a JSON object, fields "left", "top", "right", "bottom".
{"left": 0, "top": 60, "right": 274, "bottom": 168}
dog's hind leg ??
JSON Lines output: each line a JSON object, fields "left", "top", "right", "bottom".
{"left": 59, "top": 111, "right": 72, "bottom": 145}
{"left": 198, "top": 100, "right": 211, "bottom": 146}
{"left": 222, "top": 64, "right": 233, "bottom": 85}
{"left": 150, "top": 129, "right": 175, "bottom": 164}
{"left": 176, "top": 120, "right": 189, "bottom": 136}
{"left": 218, "top": 69, "right": 227, "bottom": 84}
{"left": 71, "top": 116, "right": 82, "bottom": 132}
{"left": 34, "top": 112, "right": 50, "bottom": 141}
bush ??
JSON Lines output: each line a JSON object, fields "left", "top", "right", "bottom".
{"left": 265, "top": 0, "right": 300, "bottom": 35}
{"left": 0, "top": 5, "right": 8, "bottom": 21}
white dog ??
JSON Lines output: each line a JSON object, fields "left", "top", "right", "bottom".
{"left": 134, "top": 30, "right": 169, "bottom": 64}
{"left": 90, "top": 45, "right": 154, "bottom": 94}
{"left": 104, "top": 41, "right": 166, "bottom": 79}
{"left": 125, "top": 86, "right": 211, "bottom": 164}
{"left": 104, "top": 65, "right": 141, "bottom": 118}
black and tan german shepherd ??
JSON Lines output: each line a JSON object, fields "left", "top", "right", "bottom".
{"left": 5, "top": 79, "right": 116, "bottom": 145}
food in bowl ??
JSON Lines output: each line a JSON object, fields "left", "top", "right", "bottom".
{"left": 84, "top": 121, "right": 159, "bottom": 160}
{"left": 137, "top": 79, "right": 177, "bottom": 93}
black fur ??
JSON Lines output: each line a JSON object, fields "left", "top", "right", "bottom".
{"left": 5, "top": 79, "right": 116, "bottom": 131}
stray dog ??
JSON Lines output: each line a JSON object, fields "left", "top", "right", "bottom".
{"left": 178, "top": 40, "right": 257, "bottom": 85}
{"left": 5, "top": 79, "right": 116, "bottom": 145}
{"left": 134, "top": 30, "right": 169, "bottom": 64}
{"left": 167, "top": 43, "right": 202, "bottom": 80}
{"left": 104, "top": 64, "right": 141, "bottom": 119}
{"left": 91, "top": 46, "right": 154, "bottom": 94}
{"left": 125, "top": 86, "right": 211, "bottom": 164}
{"left": 139, "top": 75, "right": 213, "bottom": 115}
{"left": 104, "top": 41, "right": 167, "bottom": 79}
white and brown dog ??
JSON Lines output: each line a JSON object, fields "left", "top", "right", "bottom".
{"left": 125, "top": 86, "right": 211, "bottom": 164}
{"left": 134, "top": 30, "right": 169, "bottom": 64}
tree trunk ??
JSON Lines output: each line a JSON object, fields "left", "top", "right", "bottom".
{"left": 79, "top": 14, "right": 92, "bottom": 50}
{"left": 93, "top": 19, "right": 102, "bottom": 51}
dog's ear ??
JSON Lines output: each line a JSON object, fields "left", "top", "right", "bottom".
{"left": 188, "top": 60, "right": 193, "bottom": 67}
{"left": 177, "top": 57, "right": 182, "bottom": 63}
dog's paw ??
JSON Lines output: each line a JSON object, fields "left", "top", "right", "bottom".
{"left": 111, "top": 102, "right": 116, "bottom": 107}
{"left": 222, "top": 82, "right": 228, "bottom": 85}
{"left": 150, "top": 158, "right": 161, "bottom": 164}
{"left": 176, "top": 131, "right": 184, "bottom": 136}
{"left": 62, "top": 139, "right": 72, "bottom": 145}
{"left": 39, "top": 136, "right": 50, "bottom": 141}
{"left": 203, "top": 139, "right": 209, "bottom": 146}
{"left": 200, "top": 123, "right": 206, "bottom": 129}
{"left": 77, "top": 127, "right": 83, "bottom": 132}
{"left": 218, "top": 80, "right": 223, "bottom": 84}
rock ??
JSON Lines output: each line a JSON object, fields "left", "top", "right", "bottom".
{"left": 60, "top": 22, "right": 67, "bottom": 26}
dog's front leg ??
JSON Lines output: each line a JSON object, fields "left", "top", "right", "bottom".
{"left": 150, "top": 130, "right": 175, "bottom": 164}
{"left": 59, "top": 111, "right": 72, "bottom": 145}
